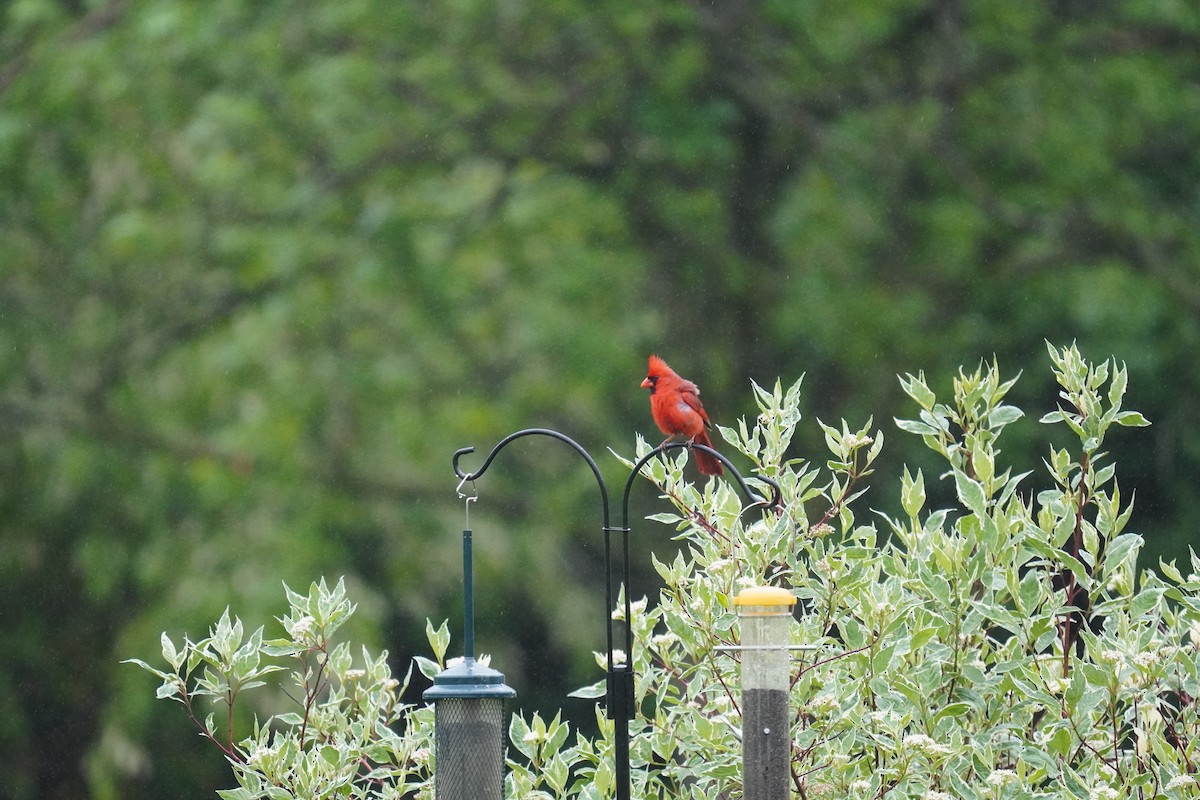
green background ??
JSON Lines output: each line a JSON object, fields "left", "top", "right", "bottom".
{"left": 2, "top": 1, "right": 1198, "bottom": 797}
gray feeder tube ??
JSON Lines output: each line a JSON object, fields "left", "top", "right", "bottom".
{"left": 424, "top": 658, "right": 516, "bottom": 800}
{"left": 734, "top": 586, "right": 797, "bottom": 800}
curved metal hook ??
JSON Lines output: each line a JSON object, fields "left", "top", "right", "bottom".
{"left": 451, "top": 427, "right": 620, "bottom": 732}
{"left": 622, "top": 441, "right": 782, "bottom": 516}
{"left": 452, "top": 447, "right": 481, "bottom": 480}
{"left": 453, "top": 429, "right": 608, "bottom": 521}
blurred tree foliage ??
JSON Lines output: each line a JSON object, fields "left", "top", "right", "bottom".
{"left": 1, "top": 1, "right": 1198, "bottom": 798}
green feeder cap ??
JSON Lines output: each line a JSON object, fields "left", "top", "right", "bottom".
{"left": 424, "top": 658, "right": 516, "bottom": 701}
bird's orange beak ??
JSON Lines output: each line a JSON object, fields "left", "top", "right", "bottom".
{"left": 640, "top": 377, "right": 652, "bottom": 389}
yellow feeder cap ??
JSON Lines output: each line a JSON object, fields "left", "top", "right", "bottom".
{"left": 734, "top": 586, "right": 797, "bottom": 607}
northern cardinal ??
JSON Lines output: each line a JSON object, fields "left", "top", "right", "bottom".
{"left": 640, "top": 354, "right": 724, "bottom": 476}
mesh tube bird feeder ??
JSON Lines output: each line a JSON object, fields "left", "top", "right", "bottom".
{"left": 424, "top": 658, "right": 514, "bottom": 799}
{"left": 423, "top": 521, "right": 515, "bottom": 800}
{"left": 734, "top": 585, "right": 797, "bottom": 800}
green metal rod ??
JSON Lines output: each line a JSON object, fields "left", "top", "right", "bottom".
{"left": 463, "top": 528, "right": 474, "bottom": 659}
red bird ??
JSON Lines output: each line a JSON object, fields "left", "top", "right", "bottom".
{"left": 640, "top": 354, "right": 724, "bottom": 476}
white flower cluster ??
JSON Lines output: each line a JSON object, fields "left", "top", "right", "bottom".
{"left": 289, "top": 615, "right": 315, "bottom": 638}
{"left": 902, "top": 733, "right": 951, "bottom": 756}
{"left": 986, "top": 769, "right": 1017, "bottom": 787}
{"left": 1167, "top": 774, "right": 1197, "bottom": 790}
{"left": 841, "top": 432, "right": 873, "bottom": 450}
{"left": 651, "top": 632, "right": 678, "bottom": 648}
{"left": 593, "top": 649, "right": 627, "bottom": 669}
{"left": 808, "top": 522, "right": 835, "bottom": 539}
{"left": 611, "top": 597, "right": 647, "bottom": 621}
{"left": 808, "top": 693, "right": 839, "bottom": 715}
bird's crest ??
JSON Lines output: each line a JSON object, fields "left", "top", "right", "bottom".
{"left": 647, "top": 354, "right": 674, "bottom": 378}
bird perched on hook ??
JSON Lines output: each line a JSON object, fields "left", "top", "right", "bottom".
{"left": 640, "top": 354, "right": 724, "bottom": 476}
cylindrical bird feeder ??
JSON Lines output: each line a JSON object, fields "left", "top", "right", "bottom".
{"left": 424, "top": 658, "right": 515, "bottom": 800}
{"left": 423, "top": 522, "right": 516, "bottom": 800}
{"left": 734, "top": 585, "right": 797, "bottom": 800}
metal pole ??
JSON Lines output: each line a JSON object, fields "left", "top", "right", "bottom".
{"left": 463, "top": 528, "right": 474, "bottom": 659}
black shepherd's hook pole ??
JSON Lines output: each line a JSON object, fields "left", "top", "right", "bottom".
{"left": 451, "top": 429, "right": 781, "bottom": 800}
{"left": 618, "top": 442, "right": 781, "bottom": 665}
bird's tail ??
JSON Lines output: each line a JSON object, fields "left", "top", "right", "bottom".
{"left": 692, "top": 430, "right": 724, "bottom": 476}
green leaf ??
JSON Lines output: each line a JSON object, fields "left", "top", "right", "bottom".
{"left": 1102, "top": 533, "right": 1141, "bottom": 574}
{"left": 155, "top": 680, "right": 182, "bottom": 700}
{"left": 509, "top": 713, "right": 535, "bottom": 761}
{"left": 1108, "top": 361, "right": 1128, "bottom": 408}
{"left": 901, "top": 466, "right": 925, "bottom": 518}
{"left": 122, "top": 658, "right": 173, "bottom": 682}
{"left": 1130, "top": 587, "right": 1166, "bottom": 618}
{"left": 261, "top": 640, "right": 303, "bottom": 658}
{"left": 1062, "top": 764, "right": 1091, "bottom": 798}
{"left": 217, "top": 789, "right": 255, "bottom": 800}
{"left": 426, "top": 619, "right": 451, "bottom": 664}
{"left": 927, "top": 573, "right": 953, "bottom": 606}
{"left": 935, "top": 702, "right": 972, "bottom": 721}
{"left": 568, "top": 680, "right": 607, "bottom": 699}
{"left": 894, "top": 417, "right": 939, "bottom": 436}
{"left": 872, "top": 641, "right": 897, "bottom": 672}
{"left": 160, "top": 633, "right": 181, "bottom": 670}
{"left": 414, "top": 655, "right": 442, "bottom": 681}
{"left": 840, "top": 617, "right": 865, "bottom": 649}
{"left": 545, "top": 715, "right": 570, "bottom": 754}
{"left": 988, "top": 404, "right": 1024, "bottom": 427}
{"left": 899, "top": 372, "right": 937, "bottom": 410}
{"left": 953, "top": 469, "right": 987, "bottom": 517}
{"left": 1018, "top": 571, "right": 1042, "bottom": 616}
{"left": 910, "top": 626, "right": 937, "bottom": 649}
